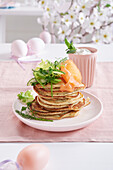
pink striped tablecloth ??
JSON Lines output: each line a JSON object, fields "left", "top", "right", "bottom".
{"left": 0, "top": 61, "right": 113, "bottom": 142}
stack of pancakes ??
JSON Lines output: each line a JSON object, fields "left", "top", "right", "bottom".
{"left": 29, "top": 82, "right": 90, "bottom": 120}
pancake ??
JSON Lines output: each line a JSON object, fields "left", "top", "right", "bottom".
{"left": 30, "top": 104, "right": 70, "bottom": 116}
{"left": 36, "top": 92, "right": 80, "bottom": 100}
{"left": 37, "top": 93, "right": 80, "bottom": 100}
{"left": 38, "top": 92, "right": 84, "bottom": 106}
{"left": 37, "top": 96, "right": 84, "bottom": 109}
{"left": 34, "top": 85, "right": 85, "bottom": 97}
{"left": 29, "top": 97, "right": 90, "bottom": 120}
{"left": 30, "top": 97, "right": 87, "bottom": 113}
{"left": 29, "top": 110, "right": 79, "bottom": 120}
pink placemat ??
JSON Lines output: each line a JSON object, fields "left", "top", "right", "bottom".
{"left": 0, "top": 61, "right": 113, "bottom": 142}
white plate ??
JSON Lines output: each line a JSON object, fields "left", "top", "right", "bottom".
{"left": 13, "top": 91, "right": 103, "bottom": 132}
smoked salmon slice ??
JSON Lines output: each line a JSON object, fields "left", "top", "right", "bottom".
{"left": 60, "top": 60, "right": 82, "bottom": 92}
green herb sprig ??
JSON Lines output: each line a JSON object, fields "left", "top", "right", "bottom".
{"left": 65, "top": 38, "right": 76, "bottom": 54}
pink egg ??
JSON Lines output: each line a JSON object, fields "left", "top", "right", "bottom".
{"left": 39, "top": 31, "right": 51, "bottom": 43}
{"left": 17, "top": 144, "right": 50, "bottom": 170}
{"left": 27, "top": 38, "right": 45, "bottom": 55}
{"left": 11, "top": 40, "right": 28, "bottom": 58}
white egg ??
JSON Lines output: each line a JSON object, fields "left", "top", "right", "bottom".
{"left": 27, "top": 38, "right": 45, "bottom": 55}
{"left": 17, "top": 144, "right": 50, "bottom": 170}
{"left": 11, "top": 40, "right": 28, "bottom": 58}
{"left": 40, "top": 31, "right": 51, "bottom": 43}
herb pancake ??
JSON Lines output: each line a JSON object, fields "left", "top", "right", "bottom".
{"left": 29, "top": 110, "right": 79, "bottom": 120}
{"left": 30, "top": 97, "right": 87, "bottom": 113}
{"left": 34, "top": 85, "right": 85, "bottom": 97}
{"left": 38, "top": 92, "right": 84, "bottom": 106}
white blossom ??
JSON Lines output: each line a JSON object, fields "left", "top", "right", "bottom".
{"left": 71, "top": 34, "right": 82, "bottom": 43}
{"left": 55, "top": 0, "right": 69, "bottom": 13}
{"left": 39, "top": 0, "right": 48, "bottom": 8}
{"left": 37, "top": 0, "right": 113, "bottom": 44}
{"left": 58, "top": 25, "right": 71, "bottom": 41}
{"left": 50, "top": 15, "right": 61, "bottom": 26}
{"left": 100, "top": 27, "right": 113, "bottom": 43}
{"left": 78, "top": 0, "right": 95, "bottom": 16}
{"left": 83, "top": 15, "right": 101, "bottom": 33}
{"left": 68, "top": 11, "right": 77, "bottom": 22}
{"left": 71, "top": 2, "right": 80, "bottom": 13}
{"left": 92, "top": 32, "right": 102, "bottom": 43}
{"left": 79, "top": 12, "right": 85, "bottom": 24}
{"left": 93, "top": 7, "right": 109, "bottom": 22}
{"left": 73, "top": 21, "right": 79, "bottom": 28}
{"left": 79, "top": 4, "right": 89, "bottom": 16}
{"left": 43, "top": 5, "right": 55, "bottom": 17}
{"left": 62, "top": 14, "right": 72, "bottom": 27}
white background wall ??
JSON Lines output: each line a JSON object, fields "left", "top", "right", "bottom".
{"left": 6, "top": 16, "right": 42, "bottom": 43}
{"left": 5, "top": 0, "right": 42, "bottom": 43}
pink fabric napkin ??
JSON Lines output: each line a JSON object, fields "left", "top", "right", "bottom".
{"left": 0, "top": 61, "right": 113, "bottom": 142}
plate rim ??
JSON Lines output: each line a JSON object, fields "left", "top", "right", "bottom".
{"left": 12, "top": 91, "right": 103, "bottom": 131}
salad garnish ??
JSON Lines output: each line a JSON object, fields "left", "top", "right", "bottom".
{"left": 17, "top": 90, "right": 34, "bottom": 103}
{"left": 27, "top": 58, "right": 67, "bottom": 97}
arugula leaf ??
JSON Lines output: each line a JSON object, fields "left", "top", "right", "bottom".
{"left": 65, "top": 38, "right": 76, "bottom": 54}
{"left": 17, "top": 90, "right": 34, "bottom": 104}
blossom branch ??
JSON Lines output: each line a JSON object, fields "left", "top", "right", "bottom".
{"left": 37, "top": 0, "right": 113, "bottom": 44}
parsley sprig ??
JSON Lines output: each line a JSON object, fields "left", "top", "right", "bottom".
{"left": 27, "top": 58, "right": 67, "bottom": 97}
{"left": 65, "top": 38, "right": 77, "bottom": 54}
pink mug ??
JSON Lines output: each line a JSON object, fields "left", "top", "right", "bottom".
{"left": 69, "top": 47, "right": 97, "bottom": 87}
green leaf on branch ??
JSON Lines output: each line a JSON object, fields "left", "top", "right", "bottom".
{"left": 60, "top": 12, "right": 68, "bottom": 16}
{"left": 105, "top": 4, "right": 111, "bottom": 7}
